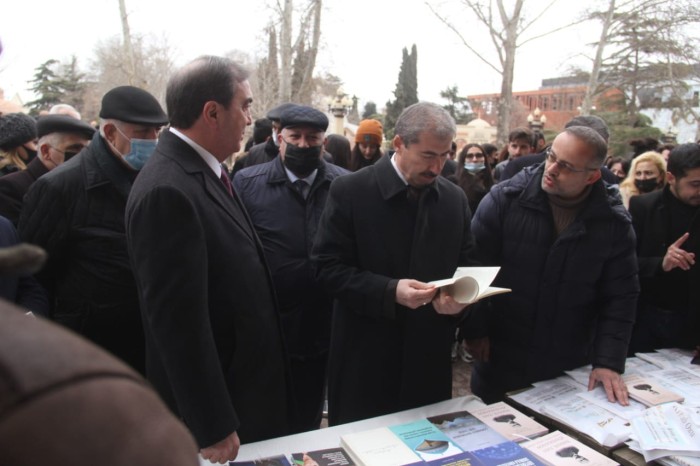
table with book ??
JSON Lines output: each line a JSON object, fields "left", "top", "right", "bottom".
{"left": 210, "top": 348, "right": 700, "bottom": 466}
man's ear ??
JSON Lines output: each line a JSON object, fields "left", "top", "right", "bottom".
{"left": 666, "top": 171, "right": 676, "bottom": 185}
{"left": 392, "top": 134, "right": 404, "bottom": 153}
{"left": 39, "top": 143, "right": 51, "bottom": 160}
{"left": 586, "top": 169, "right": 602, "bottom": 186}
{"left": 202, "top": 101, "right": 219, "bottom": 127}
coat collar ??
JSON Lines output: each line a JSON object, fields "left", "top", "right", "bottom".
{"left": 266, "top": 156, "right": 332, "bottom": 187}
{"left": 374, "top": 154, "right": 441, "bottom": 201}
{"left": 25, "top": 156, "right": 49, "bottom": 181}
{"left": 83, "top": 132, "right": 135, "bottom": 200}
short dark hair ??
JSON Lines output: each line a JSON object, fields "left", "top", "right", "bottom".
{"left": 395, "top": 102, "right": 455, "bottom": 146}
{"left": 667, "top": 143, "right": 700, "bottom": 179}
{"left": 508, "top": 127, "right": 534, "bottom": 145}
{"left": 565, "top": 126, "right": 608, "bottom": 165}
{"left": 565, "top": 115, "right": 610, "bottom": 142}
{"left": 166, "top": 55, "right": 250, "bottom": 129}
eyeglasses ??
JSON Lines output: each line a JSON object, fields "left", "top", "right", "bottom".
{"left": 465, "top": 152, "right": 485, "bottom": 160}
{"left": 545, "top": 149, "right": 598, "bottom": 174}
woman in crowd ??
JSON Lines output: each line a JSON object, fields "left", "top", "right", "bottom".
{"left": 605, "top": 156, "right": 631, "bottom": 184}
{"left": 618, "top": 151, "right": 666, "bottom": 208}
{"left": 349, "top": 119, "right": 383, "bottom": 172}
{"left": 451, "top": 143, "right": 494, "bottom": 214}
{"left": 325, "top": 134, "right": 351, "bottom": 170}
{"left": 0, "top": 113, "right": 37, "bottom": 176}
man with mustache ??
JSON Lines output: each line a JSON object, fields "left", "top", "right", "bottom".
{"left": 628, "top": 143, "right": 700, "bottom": 355}
{"left": 467, "top": 125, "right": 638, "bottom": 406}
{"left": 312, "top": 102, "right": 478, "bottom": 425}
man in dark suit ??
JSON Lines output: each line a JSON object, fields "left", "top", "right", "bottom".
{"left": 628, "top": 143, "right": 700, "bottom": 354}
{"left": 0, "top": 115, "right": 94, "bottom": 225}
{"left": 312, "top": 102, "right": 478, "bottom": 426}
{"left": 126, "top": 56, "right": 291, "bottom": 464}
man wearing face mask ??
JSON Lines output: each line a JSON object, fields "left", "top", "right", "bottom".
{"left": 18, "top": 86, "right": 167, "bottom": 375}
{"left": 234, "top": 104, "right": 349, "bottom": 433}
{"left": 0, "top": 115, "right": 94, "bottom": 226}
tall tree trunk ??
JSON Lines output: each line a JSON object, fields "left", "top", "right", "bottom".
{"left": 295, "top": 0, "right": 322, "bottom": 104}
{"left": 279, "top": 0, "right": 293, "bottom": 102}
{"left": 118, "top": 0, "right": 136, "bottom": 85}
{"left": 581, "top": 0, "right": 616, "bottom": 116}
{"left": 496, "top": 0, "right": 523, "bottom": 147}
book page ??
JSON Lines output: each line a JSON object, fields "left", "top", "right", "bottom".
{"left": 429, "top": 267, "right": 510, "bottom": 304}
{"left": 576, "top": 387, "right": 647, "bottom": 421}
{"left": 630, "top": 403, "right": 700, "bottom": 462}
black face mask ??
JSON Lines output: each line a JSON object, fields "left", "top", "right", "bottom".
{"left": 283, "top": 143, "right": 323, "bottom": 178}
{"left": 634, "top": 178, "right": 660, "bottom": 193}
{"left": 23, "top": 146, "right": 37, "bottom": 162}
{"left": 63, "top": 151, "right": 79, "bottom": 161}
{"left": 615, "top": 175, "right": 625, "bottom": 184}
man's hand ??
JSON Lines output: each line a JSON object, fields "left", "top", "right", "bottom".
{"left": 432, "top": 289, "right": 468, "bottom": 315}
{"left": 662, "top": 232, "right": 696, "bottom": 272}
{"left": 588, "top": 368, "right": 629, "bottom": 406}
{"left": 200, "top": 431, "right": 240, "bottom": 464}
{"left": 465, "top": 337, "right": 490, "bottom": 362}
{"left": 396, "top": 279, "right": 437, "bottom": 309}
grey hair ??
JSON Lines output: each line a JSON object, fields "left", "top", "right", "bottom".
{"left": 565, "top": 125, "right": 608, "bottom": 165}
{"left": 394, "top": 102, "right": 456, "bottom": 146}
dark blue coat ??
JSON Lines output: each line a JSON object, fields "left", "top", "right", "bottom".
{"left": 469, "top": 164, "right": 639, "bottom": 398}
{"left": 233, "top": 157, "right": 349, "bottom": 358}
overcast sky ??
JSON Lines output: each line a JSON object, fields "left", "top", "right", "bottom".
{"left": 1, "top": 0, "right": 602, "bottom": 113}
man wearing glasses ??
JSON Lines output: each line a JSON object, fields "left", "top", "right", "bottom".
{"left": 466, "top": 125, "right": 639, "bottom": 406}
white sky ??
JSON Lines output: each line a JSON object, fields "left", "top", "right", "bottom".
{"left": 0, "top": 0, "right": 602, "bottom": 114}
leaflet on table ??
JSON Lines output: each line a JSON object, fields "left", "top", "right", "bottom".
{"left": 427, "top": 267, "right": 510, "bottom": 304}
{"left": 656, "top": 454, "right": 700, "bottom": 466}
{"left": 576, "top": 386, "right": 647, "bottom": 421}
{"left": 630, "top": 402, "right": 700, "bottom": 462}
{"left": 564, "top": 365, "right": 592, "bottom": 386}
{"left": 635, "top": 349, "right": 694, "bottom": 370}
{"left": 468, "top": 402, "right": 548, "bottom": 443}
{"left": 340, "top": 427, "right": 424, "bottom": 466}
{"left": 388, "top": 418, "right": 474, "bottom": 464}
{"left": 427, "top": 411, "right": 544, "bottom": 465}
{"left": 231, "top": 454, "right": 292, "bottom": 465}
{"left": 522, "top": 431, "right": 618, "bottom": 466}
{"left": 508, "top": 377, "right": 583, "bottom": 414}
{"left": 647, "top": 368, "right": 700, "bottom": 407}
{"left": 291, "top": 448, "right": 355, "bottom": 466}
{"left": 540, "top": 395, "right": 631, "bottom": 447}
{"left": 623, "top": 373, "right": 685, "bottom": 406}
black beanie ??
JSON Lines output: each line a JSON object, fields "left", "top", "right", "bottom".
{"left": 0, "top": 113, "right": 37, "bottom": 151}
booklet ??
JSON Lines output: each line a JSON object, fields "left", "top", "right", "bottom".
{"left": 468, "top": 402, "right": 548, "bottom": 443}
{"left": 428, "top": 267, "right": 510, "bottom": 304}
{"left": 522, "top": 431, "right": 618, "bottom": 466}
{"left": 340, "top": 427, "right": 423, "bottom": 466}
{"left": 630, "top": 402, "right": 700, "bottom": 462}
{"left": 623, "top": 373, "right": 685, "bottom": 407}
{"left": 291, "top": 448, "right": 355, "bottom": 466}
{"left": 231, "top": 454, "right": 292, "bottom": 465}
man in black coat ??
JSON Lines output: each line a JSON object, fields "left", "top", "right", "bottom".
{"left": 628, "top": 143, "right": 700, "bottom": 354}
{"left": 234, "top": 104, "right": 349, "bottom": 432}
{"left": 126, "top": 56, "right": 291, "bottom": 464}
{"left": 312, "top": 102, "right": 478, "bottom": 426}
{"left": 0, "top": 115, "right": 94, "bottom": 225}
{"left": 19, "top": 86, "right": 168, "bottom": 375}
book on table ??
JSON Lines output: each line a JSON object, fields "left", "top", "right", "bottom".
{"left": 231, "top": 454, "right": 292, "bottom": 465}
{"left": 291, "top": 447, "right": 355, "bottom": 466}
{"left": 623, "top": 373, "right": 685, "bottom": 406}
{"left": 468, "top": 402, "right": 548, "bottom": 443}
{"left": 428, "top": 267, "right": 510, "bottom": 304}
{"left": 522, "top": 431, "right": 619, "bottom": 466}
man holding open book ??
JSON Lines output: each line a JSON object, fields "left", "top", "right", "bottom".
{"left": 312, "top": 102, "right": 478, "bottom": 425}
{"left": 467, "top": 125, "right": 639, "bottom": 406}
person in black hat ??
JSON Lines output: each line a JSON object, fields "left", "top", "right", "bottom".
{"left": 236, "top": 102, "right": 297, "bottom": 171}
{"left": 234, "top": 104, "right": 349, "bottom": 433}
{"left": 0, "top": 112, "right": 37, "bottom": 176}
{"left": 18, "top": 85, "right": 168, "bottom": 375}
{"left": 0, "top": 115, "right": 95, "bottom": 225}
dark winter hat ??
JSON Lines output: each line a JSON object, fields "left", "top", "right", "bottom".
{"left": 0, "top": 113, "right": 37, "bottom": 151}
{"left": 99, "top": 86, "right": 168, "bottom": 126}
{"left": 37, "top": 115, "right": 95, "bottom": 139}
{"left": 279, "top": 105, "right": 329, "bottom": 132}
{"left": 266, "top": 103, "right": 297, "bottom": 122}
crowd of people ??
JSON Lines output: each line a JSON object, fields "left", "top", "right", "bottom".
{"left": 0, "top": 54, "right": 698, "bottom": 464}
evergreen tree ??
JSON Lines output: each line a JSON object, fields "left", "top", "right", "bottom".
{"left": 57, "top": 56, "right": 87, "bottom": 112}
{"left": 384, "top": 44, "right": 418, "bottom": 138}
{"left": 362, "top": 101, "right": 378, "bottom": 120}
{"left": 26, "top": 59, "right": 63, "bottom": 115}
{"left": 440, "top": 85, "right": 473, "bottom": 124}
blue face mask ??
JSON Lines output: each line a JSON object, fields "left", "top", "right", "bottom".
{"left": 465, "top": 162, "right": 486, "bottom": 174}
{"left": 114, "top": 126, "right": 158, "bottom": 171}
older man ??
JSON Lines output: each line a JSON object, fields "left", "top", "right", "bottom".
{"left": 467, "top": 126, "right": 639, "bottom": 405}
{"left": 234, "top": 104, "right": 349, "bottom": 432}
{"left": 19, "top": 86, "right": 168, "bottom": 375}
{"left": 126, "top": 56, "right": 291, "bottom": 463}
{"left": 0, "top": 115, "right": 94, "bottom": 225}
{"left": 312, "top": 102, "right": 478, "bottom": 425}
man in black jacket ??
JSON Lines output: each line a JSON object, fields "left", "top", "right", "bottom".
{"left": 18, "top": 86, "right": 168, "bottom": 374}
{"left": 629, "top": 143, "right": 700, "bottom": 354}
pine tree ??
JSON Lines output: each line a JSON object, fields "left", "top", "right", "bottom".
{"left": 384, "top": 44, "right": 418, "bottom": 138}
{"left": 26, "top": 59, "right": 63, "bottom": 115}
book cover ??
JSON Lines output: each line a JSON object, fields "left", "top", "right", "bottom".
{"left": 388, "top": 418, "right": 472, "bottom": 464}
{"left": 340, "top": 427, "right": 423, "bottom": 466}
{"left": 522, "top": 431, "right": 618, "bottom": 466}
{"left": 291, "top": 448, "right": 354, "bottom": 466}
{"left": 428, "top": 411, "right": 545, "bottom": 466}
{"left": 428, "top": 267, "right": 510, "bottom": 304}
{"left": 623, "top": 373, "right": 685, "bottom": 406}
{"left": 231, "top": 454, "right": 292, "bottom": 465}
{"left": 469, "top": 402, "right": 548, "bottom": 443}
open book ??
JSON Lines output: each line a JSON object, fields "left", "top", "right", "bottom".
{"left": 429, "top": 267, "right": 511, "bottom": 304}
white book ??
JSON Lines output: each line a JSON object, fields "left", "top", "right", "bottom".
{"left": 630, "top": 402, "right": 700, "bottom": 463}
{"left": 523, "top": 431, "right": 618, "bottom": 466}
{"left": 648, "top": 368, "right": 700, "bottom": 407}
{"left": 340, "top": 427, "right": 422, "bottom": 466}
{"left": 428, "top": 267, "right": 510, "bottom": 304}
{"left": 576, "top": 386, "right": 647, "bottom": 421}
{"left": 469, "top": 402, "right": 548, "bottom": 443}
{"left": 624, "top": 373, "right": 685, "bottom": 407}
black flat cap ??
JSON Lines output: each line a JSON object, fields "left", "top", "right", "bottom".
{"left": 99, "top": 86, "right": 168, "bottom": 126}
{"left": 0, "top": 113, "right": 37, "bottom": 151}
{"left": 37, "top": 115, "right": 96, "bottom": 139}
{"left": 279, "top": 105, "right": 329, "bottom": 132}
{"left": 266, "top": 103, "right": 297, "bottom": 122}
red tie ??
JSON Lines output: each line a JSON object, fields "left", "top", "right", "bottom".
{"left": 220, "top": 171, "right": 233, "bottom": 197}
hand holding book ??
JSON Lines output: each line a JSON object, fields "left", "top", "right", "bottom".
{"left": 429, "top": 267, "right": 511, "bottom": 304}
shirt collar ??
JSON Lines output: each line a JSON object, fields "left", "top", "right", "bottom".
{"left": 169, "top": 127, "right": 222, "bottom": 177}
{"left": 284, "top": 165, "right": 318, "bottom": 186}
{"left": 390, "top": 153, "right": 408, "bottom": 185}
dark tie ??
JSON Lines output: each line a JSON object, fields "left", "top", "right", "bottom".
{"left": 220, "top": 171, "right": 233, "bottom": 197}
{"left": 294, "top": 179, "right": 308, "bottom": 200}
{"left": 406, "top": 185, "right": 424, "bottom": 202}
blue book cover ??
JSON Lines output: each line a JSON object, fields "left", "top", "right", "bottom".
{"left": 389, "top": 418, "right": 477, "bottom": 465}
